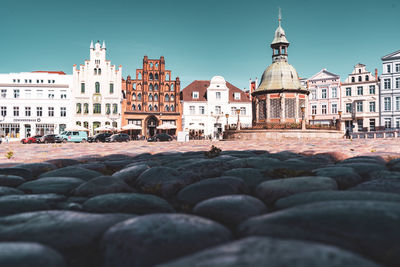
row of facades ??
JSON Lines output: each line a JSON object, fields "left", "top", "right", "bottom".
{"left": 0, "top": 40, "right": 399, "bottom": 140}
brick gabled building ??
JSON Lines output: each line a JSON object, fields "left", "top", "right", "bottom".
{"left": 121, "top": 56, "right": 182, "bottom": 138}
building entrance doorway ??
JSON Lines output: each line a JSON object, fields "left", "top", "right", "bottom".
{"left": 24, "top": 124, "right": 31, "bottom": 137}
{"left": 345, "top": 121, "right": 354, "bottom": 132}
{"left": 214, "top": 123, "right": 222, "bottom": 139}
{"left": 146, "top": 117, "right": 158, "bottom": 137}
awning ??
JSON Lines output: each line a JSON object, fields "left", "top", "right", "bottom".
{"left": 157, "top": 123, "right": 177, "bottom": 130}
{"left": 121, "top": 124, "right": 142, "bottom": 130}
{"left": 65, "top": 125, "right": 90, "bottom": 131}
{"left": 95, "top": 125, "right": 118, "bottom": 132}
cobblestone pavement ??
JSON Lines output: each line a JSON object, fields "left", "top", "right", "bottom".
{"left": 0, "top": 138, "right": 400, "bottom": 166}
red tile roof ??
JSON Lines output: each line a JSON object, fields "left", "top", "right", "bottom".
{"left": 181, "top": 80, "right": 251, "bottom": 103}
{"left": 31, "top": 71, "right": 66, "bottom": 75}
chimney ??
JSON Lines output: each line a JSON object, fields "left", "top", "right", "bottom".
{"left": 375, "top": 68, "right": 378, "bottom": 80}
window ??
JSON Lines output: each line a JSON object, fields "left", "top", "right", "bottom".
{"left": 149, "top": 104, "right": 153, "bottom": 111}
{"left": 396, "top": 64, "right": 400, "bottom": 72}
{"left": 60, "top": 107, "right": 66, "bottom": 117}
{"left": 25, "top": 107, "right": 31, "bottom": 117}
{"left": 84, "top": 103, "right": 89, "bottom": 114}
{"left": 331, "top": 87, "right": 337, "bottom": 98}
{"left": 25, "top": 90, "right": 31, "bottom": 98}
{"left": 385, "top": 118, "right": 392, "bottom": 129}
{"left": 365, "top": 75, "right": 369, "bottom": 81}
{"left": 110, "top": 83, "right": 114, "bottom": 94}
{"left": 311, "top": 90, "right": 316, "bottom": 99}
{"left": 189, "top": 106, "right": 195, "bottom": 115}
{"left": 13, "top": 107, "right": 19, "bottom": 116}
{"left": 397, "top": 118, "right": 400, "bottom": 129}
{"left": 357, "top": 119, "right": 363, "bottom": 132}
{"left": 346, "top": 103, "right": 352, "bottom": 113}
{"left": 234, "top": 93, "right": 241, "bottom": 100}
{"left": 149, "top": 73, "right": 154, "bottom": 80}
{"left": 149, "top": 93, "right": 153, "bottom": 101}
{"left": 216, "top": 92, "right": 221, "bottom": 100}
{"left": 132, "top": 93, "right": 136, "bottom": 100}
{"left": 95, "top": 82, "right": 100, "bottom": 93}
{"left": 48, "top": 107, "right": 54, "bottom": 117}
{"left": 231, "top": 107, "right": 237, "bottom": 115}
{"left": 155, "top": 73, "right": 159, "bottom": 80}
{"left": 396, "top": 97, "right": 400, "bottom": 111}
{"left": 387, "top": 64, "right": 391, "bottom": 73}
{"left": 311, "top": 105, "right": 317, "bottom": 115}
{"left": 170, "top": 84, "right": 174, "bottom": 91}
{"left": 61, "top": 90, "right": 67, "bottom": 99}
{"left": 357, "top": 86, "right": 363, "bottom": 95}
{"left": 106, "top": 104, "right": 111, "bottom": 114}
{"left": 356, "top": 101, "right": 363, "bottom": 112}
{"left": 93, "top": 103, "right": 101, "bottom": 114}
{"left": 321, "top": 104, "right": 327, "bottom": 114}
{"left": 36, "top": 107, "right": 42, "bottom": 117}
{"left": 48, "top": 90, "right": 55, "bottom": 99}
{"left": 165, "top": 105, "right": 170, "bottom": 111}
{"left": 113, "top": 104, "right": 118, "bottom": 114}
{"left": 331, "top": 103, "right": 337, "bottom": 114}
{"left": 98, "top": 69, "right": 101, "bottom": 75}
{"left": 369, "top": 85, "right": 375, "bottom": 94}
{"left": 171, "top": 105, "right": 175, "bottom": 111}
{"left": 0, "top": 106, "right": 6, "bottom": 117}
{"left": 351, "top": 77, "right": 355, "bottom": 83}
{"left": 165, "top": 94, "right": 170, "bottom": 101}
{"left": 138, "top": 93, "right": 142, "bottom": 101}
{"left": 81, "top": 83, "right": 85, "bottom": 93}
{"left": 384, "top": 97, "right": 391, "bottom": 111}
{"left": 131, "top": 104, "right": 136, "bottom": 111}
{"left": 76, "top": 103, "right": 81, "bottom": 114}
{"left": 154, "top": 94, "right": 158, "bottom": 101}
{"left": 384, "top": 79, "right": 391, "bottom": 89}
{"left": 369, "top": 102, "right": 376, "bottom": 112}
{"left": 149, "top": 84, "right": 153, "bottom": 91}
{"left": 1, "top": 89, "right": 6, "bottom": 98}
{"left": 370, "top": 119, "right": 376, "bottom": 131}
{"left": 170, "top": 94, "right": 174, "bottom": 101}
{"left": 199, "top": 106, "right": 205, "bottom": 114}
{"left": 321, "top": 88, "right": 327, "bottom": 99}
{"left": 240, "top": 107, "right": 246, "bottom": 115}
{"left": 346, "top": 87, "right": 351, "bottom": 96}
{"left": 13, "top": 89, "right": 20, "bottom": 98}
{"left": 192, "top": 91, "right": 199, "bottom": 99}
{"left": 396, "top": 78, "right": 400, "bottom": 89}
{"left": 154, "top": 105, "right": 158, "bottom": 111}
{"left": 154, "top": 84, "right": 158, "bottom": 91}
{"left": 215, "top": 106, "right": 221, "bottom": 114}
{"left": 358, "top": 76, "right": 362, "bottom": 82}
{"left": 138, "top": 104, "right": 141, "bottom": 111}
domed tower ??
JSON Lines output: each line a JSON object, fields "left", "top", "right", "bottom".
{"left": 252, "top": 10, "right": 309, "bottom": 125}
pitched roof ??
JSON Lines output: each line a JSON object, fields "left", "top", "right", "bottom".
{"left": 308, "top": 68, "right": 340, "bottom": 81}
{"left": 31, "top": 71, "right": 67, "bottom": 75}
{"left": 181, "top": 80, "right": 251, "bottom": 103}
{"left": 381, "top": 50, "right": 400, "bottom": 60}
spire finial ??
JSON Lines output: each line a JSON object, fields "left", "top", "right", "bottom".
{"left": 278, "top": 7, "right": 282, "bottom": 27}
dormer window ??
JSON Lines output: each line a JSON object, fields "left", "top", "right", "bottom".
{"left": 216, "top": 92, "right": 221, "bottom": 100}
{"left": 192, "top": 91, "right": 199, "bottom": 99}
{"left": 234, "top": 93, "right": 241, "bottom": 100}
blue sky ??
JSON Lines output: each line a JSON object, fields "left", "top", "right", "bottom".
{"left": 0, "top": 0, "right": 399, "bottom": 89}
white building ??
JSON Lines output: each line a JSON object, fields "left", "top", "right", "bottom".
{"left": 181, "top": 76, "right": 252, "bottom": 139}
{"left": 380, "top": 50, "right": 400, "bottom": 129}
{"left": 72, "top": 41, "right": 122, "bottom": 135}
{"left": 341, "top": 64, "right": 380, "bottom": 132}
{"left": 0, "top": 71, "right": 72, "bottom": 141}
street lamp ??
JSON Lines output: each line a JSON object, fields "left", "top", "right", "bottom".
{"left": 225, "top": 113, "right": 229, "bottom": 130}
{"left": 300, "top": 104, "right": 305, "bottom": 130}
{"left": 236, "top": 109, "right": 241, "bottom": 131}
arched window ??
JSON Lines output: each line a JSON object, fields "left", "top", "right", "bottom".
{"left": 165, "top": 84, "right": 169, "bottom": 91}
{"left": 149, "top": 84, "right": 153, "bottom": 91}
{"left": 155, "top": 63, "right": 159, "bottom": 69}
{"left": 76, "top": 103, "right": 81, "bottom": 114}
{"left": 149, "top": 93, "right": 153, "bottom": 101}
{"left": 154, "top": 94, "right": 158, "bottom": 101}
{"left": 76, "top": 121, "right": 82, "bottom": 126}
{"left": 149, "top": 73, "right": 154, "bottom": 80}
{"left": 132, "top": 104, "right": 136, "bottom": 111}
{"left": 98, "top": 69, "right": 101, "bottom": 75}
{"left": 138, "top": 104, "right": 141, "bottom": 111}
{"left": 154, "top": 105, "right": 158, "bottom": 111}
{"left": 165, "top": 105, "right": 169, "bottom": 111}
{"left": 149, "top": 104, "right": 153, "bottom": 111}
{"left": 351, "top": 77, "right": 355, "bottom": 83}
{"left": 359, "top": 69, "right": 361, "bottom": 73}
{"left": 138, "top": 72, "right": 142, "bottom": 79}
{"left": 84, "top": 103, "right": 89, "bottom": 114}
{"left": 165, "top": 94, "right": 170, "bottom": 102}
{"left": 132, "top": 92, "right": 136, "bottom": 100}
{"left": 170, "top": 94, "right": 174, "bottom": 101}
{"left": 358, "top": 76, "right": 362, "bottom": 82}
{"left": 83, "top": 121, "right": 89, "bottom": 129}
{"left": 138, "top": 93, "right": 142, "bottom": 101}
{"left": 132, "top": 83, "right": 136, "bottom": 90}
{"left": 94, "top": 68, "right": 97, "bottom": 75}
{"left": 365, "top": 75, "right": 369, "bottom": 81}
{"left": 105, "top": 121, "right": 110, "bottom": 125}
{"left": 112, "top": 121, "right": 117, "bottom": 128}
{"left": 137, "top": 83, "right": 141, "bottom": 90}
{"left": 170, "top": 84, "right": 174, "bottom": 91}
{"left": 95, "top": 82, "right": 100, "bottom": 93}
{"left": 155, "top": 73, "right": 159, "bottom": 80}
{"left": 170, "top": 105, "right": 175, "bottom": 111}
{"left": 166, "top": 73, "right": 170, "bottom": 80}
{"left": 150, "top": 63, "right": 153, "bottom": 69}
{"left": 154, "top": 84, "right": 158, "bottom": 91}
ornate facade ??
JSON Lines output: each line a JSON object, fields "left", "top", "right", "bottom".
{"left": 252, "top": 13, "right": 309, "bottom": 125}
{"left": 121, "top": 56, "right": 182, "bottom": 137}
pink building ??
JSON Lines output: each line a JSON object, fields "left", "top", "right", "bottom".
{"left": 307, "top": 69, "right": 341, "bottom": 125}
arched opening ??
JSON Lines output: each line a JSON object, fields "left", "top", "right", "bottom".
{"left": 149, "top": 93, "right": 153, "bottom": 101}
{"left": 132, "top": 92, "right": 136, "bottom": 100}
{"left": 95, "top": 82, "right": 100, "bottom": 93}
{"left": 149, "top": 84, "right": 153, "bottom": 91}
{"left": 365, "top": 75, "right": 369, "bottom": 81}
{"left": 138, "top": 93, "right": 142, "bottom": 101}
{"left": 149, "top": 73, "right": 154, "bottom": 80}
{"left": 150, "top": 63, "right": 153, "bottom": 69}
{"left": 138, "top": 72, "right": 142, "bottom": 80}
{"left": 155, "top": 63, "right": 159, "bottom": 69}
{"left": 149, "top": 104, "right": 153, "bottom": 111}
{"left": 165, "top": 84, "right": 169, "bottom": 91}
{"left": 155, "top": 73, "right": 159, "bottom": 80}
{"left": 170, "top": 94, "right": 175, "bottom": 101}
{"left": 358, "top": 76, "right": 362, "bottom": 82}
{"left": 98, "top": 69, "right": 101, "bottom": 75}
{"left": 154, "top": 94, "right": 158, "bottom": 101}
{"left": 94, "top": 68, "right": 97, "bottom": 75}
{"left": 146, "top": 116, "right": 158, "bottom": 137}
{"left": 170, "top": 84, "right": 174, "bottom": 91}
{"left": 170, "top": 105, "right": 175, "bottom": 111}
{"left": 165, "top": 105, "right": 169, "bottom": 111}
{"left": 132, "top": 104, "right": 136, "bottom": 111}
{"left": 351, "top": 77, "right": 355, "bottom": 83}
{"left": 166, "top": 73, "right": 170, "bottom": 80}
{"left": 154, "top": 105, "right": 158, "bottom": 111}
{"left": 137, "top": 83, "right": 141, "bottom": 90}
{"left": 138, "top": 104, "right": 141, "bottom": 111}
{"left": 132, "top": 83, "right": 136, "bottom": 90}
{"left": 165, "top": 94, "right": 170, "bottom": 102}
{"left": 154, "top": 84, "right": 158, "bottom": 91}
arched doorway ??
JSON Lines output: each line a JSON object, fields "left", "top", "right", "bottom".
{"left": 146, "top": 116, "right": 158, "bottom": 137}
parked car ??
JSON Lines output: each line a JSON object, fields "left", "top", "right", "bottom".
{"left": 40, "top": 134, "right": 58, "bottom": 144}
{"left": 105, "top": 133, "right": 130, "bottom": 142}
{"left": 88, "top": 133, "right": 112, "bottom": 143}
{"left": 21, "top": 135, "right": 42, "bottom": 144}
{"left": 147, "top": 133, "right": 173, "bottom": 142}
{"left": 57, "top": 131, "right": 88, "bottom": 143}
